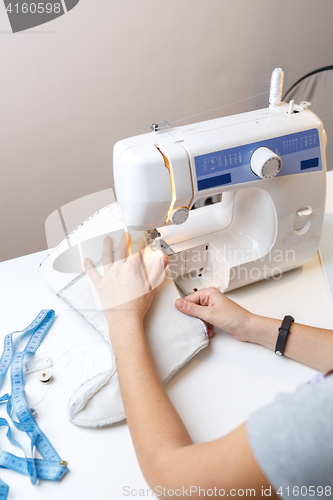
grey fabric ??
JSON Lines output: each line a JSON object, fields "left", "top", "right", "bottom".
{"left": 284, "top": 68, "right": 333, "bottom": 171}
{"left": 247, "top": 374, "right": 333, "bottom": 498}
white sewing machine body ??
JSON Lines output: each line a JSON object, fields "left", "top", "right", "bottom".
{"left": 114, "top": 98, "right": 327, "bottom": 294}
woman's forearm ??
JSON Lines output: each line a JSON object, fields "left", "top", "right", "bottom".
{"left": 109, "top": 317, "right": 192, "bottom": 485}
{"left": 87, "top": 243, "right": 277, "bottom": 495}
{"left": 247, "top": 314, "right": 333, "bottom": 372}
{"left": 176, "top": 288, "right": 333, "bottom": 372}
{"left": 108, "top": 315, "right": 278, "bottom": 498}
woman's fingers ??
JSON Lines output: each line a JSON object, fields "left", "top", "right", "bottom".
{"left": 102, "top": 232, "right": 144, "bottom": 272}
{"left": 182, "top": 288, "right": 212, "bottom": 306}
{"left": 102, "top": 236, "right": 113, "bottom": 275}
{"left": 183, "top": 286, "right": 220, "bottom": 307}
{"left": 84, "top": 257, "right": 102, "bottom": 287}
{"left": 130, "top": 235, "right": 145, "bottom": 255}
{"left": 115, "top": 232, "right": 130, "bottom": 262}
{"left": 175, "top": 296, "right": 215, "bottom": 324}
{"left": 149, "top": 255, "right": 169, "bottom": 290}
{"left": 206, "top": 322, "right": 215, "bottom": 338}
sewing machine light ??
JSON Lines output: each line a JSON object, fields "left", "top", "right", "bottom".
{"left": 154, "top": 145, "right": 177, "bottom": 224}
{"left": 154, "top": 143, "right": 194, "bottom": 226}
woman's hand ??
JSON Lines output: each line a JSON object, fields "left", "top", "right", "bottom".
{"left": 175, "top": 286, "right": 254, "bottom": 341}
{"left": 84, "top": 233, "right": 168, "bottom": 334}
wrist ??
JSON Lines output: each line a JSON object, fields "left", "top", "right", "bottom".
{"left": 233, "top": 311, "right": 259, "bottom": 340}
{"left": 106, "top": 312, "right": 144, "bottom": 337}
{"left": 246, "top": 314, "right": 280, "bottom": 350}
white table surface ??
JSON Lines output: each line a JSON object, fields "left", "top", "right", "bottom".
{"left": 0, "top": 171, "right": 333, "bottom": 500}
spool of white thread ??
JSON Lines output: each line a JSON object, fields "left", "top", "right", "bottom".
{"left": 38, "top": 369, "right": 52, "bottom": 385}
{"left": 269, "top": 68, "right": 284, "bottom": 107}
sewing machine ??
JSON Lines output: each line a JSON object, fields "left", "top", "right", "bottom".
{"left": 113, "top": 69, "right": 327, "bottom": 294}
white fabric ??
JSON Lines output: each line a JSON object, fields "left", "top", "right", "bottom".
{"left": 39, "top": 203, "right": 209, "bottom": 427}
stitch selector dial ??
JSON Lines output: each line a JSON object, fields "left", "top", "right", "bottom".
{"left": 250, "top": 147, "right": 282, "bottom": 179}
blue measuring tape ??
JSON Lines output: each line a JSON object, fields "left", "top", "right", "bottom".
{"left": 0, "top": 310, "right": 68, "bottom": 498}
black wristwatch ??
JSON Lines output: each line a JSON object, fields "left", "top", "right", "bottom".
{"left": 275, "top": 315, "right": 294, "bottom": 356}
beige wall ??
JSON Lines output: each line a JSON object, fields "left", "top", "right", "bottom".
{"left": 1, "top": 0, "right": 333, "bottom": 261}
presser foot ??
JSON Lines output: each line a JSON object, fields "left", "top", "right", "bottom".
{"left": 144, "top": 229, "right": 161, "bottom": 250}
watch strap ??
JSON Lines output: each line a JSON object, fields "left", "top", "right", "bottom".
{"left": 275, "top": 315, "right": 294, "bottom": 356}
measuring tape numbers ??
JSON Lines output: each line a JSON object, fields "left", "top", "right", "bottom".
{"left": 0, "top": 310, "right": 68, "bottom": 498}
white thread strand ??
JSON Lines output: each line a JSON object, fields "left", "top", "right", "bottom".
{"left": 51, "top": 347, "right": 95, "bottom": 385}
{"left": 29, "top": 384, "right": 53, "bottom": 409}
{"left": 269, "top": 68, "right": 284, "bottom": 106}
{"left": 170, "top": 91, "right": 269, "bottom": 126}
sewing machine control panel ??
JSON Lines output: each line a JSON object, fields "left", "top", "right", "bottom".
{"left": 194, "top": 128, "right": 322, "bottom": 191}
